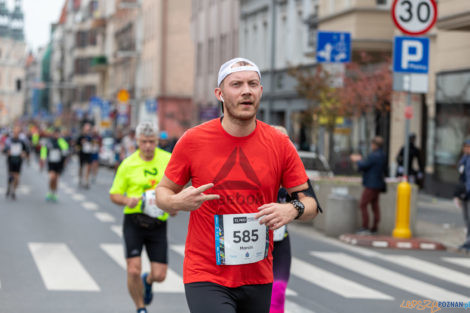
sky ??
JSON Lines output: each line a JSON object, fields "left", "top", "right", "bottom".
{"left": 7, "top": 0, "right": 65, "bottom": 52}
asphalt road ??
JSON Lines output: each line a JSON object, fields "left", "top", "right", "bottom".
{"left": 1, "top": 155, "right": 469, "bottom": 313}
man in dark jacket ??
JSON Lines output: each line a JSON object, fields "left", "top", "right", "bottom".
{"left": 396, "top": 133, "right": 424, "bottom": 186}
{"left": 350, "top": 136, "right": 387, "bottom": 234}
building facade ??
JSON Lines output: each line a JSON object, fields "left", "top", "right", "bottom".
{"left": 0, "top": 0, "right": 26, "bottom": 126}
{"left": 426, "top": 0, "right": 470, "bottom": 196}
{"left": 191, "top": 0, "right": 239, "bottom": 123}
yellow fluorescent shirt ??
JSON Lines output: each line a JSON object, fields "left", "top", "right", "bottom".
{"left": 109, "top": 148, "right": 171, "bottom": 217}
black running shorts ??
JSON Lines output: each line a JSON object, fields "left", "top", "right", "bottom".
{"left": 8, "top": 158, "right": 22, "bottom": 173}
{"left": 48, "top": 161, "right": 64, "bottom": 174}
{"left": 79, "top": 153, "right": 92, "bottom": 165}
{"left": 185, "top": 281, "right": 272, "bottom": 313}
{"left": 123, "top": 214, "right": 168, "bottom": 263}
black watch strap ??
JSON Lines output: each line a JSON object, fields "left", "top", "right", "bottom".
{"left": 291, "top": 199, "right": 305, "bottom": 220}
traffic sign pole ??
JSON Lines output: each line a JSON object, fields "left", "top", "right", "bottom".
{"left": 403, "top": 76, "right": 411, "bottom": 181}
{"left": 391, "top": 0, "right": 437, "bottom": 239}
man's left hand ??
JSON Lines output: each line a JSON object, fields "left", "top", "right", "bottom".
{"left": 255, "top": 202, "right": 297, "bottom": 230}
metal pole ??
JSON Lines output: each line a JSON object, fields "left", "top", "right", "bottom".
{"left": 403, "top": 75, "right": 411, "bottom": 181}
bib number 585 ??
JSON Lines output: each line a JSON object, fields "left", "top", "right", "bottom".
{"left": 233, "top": 229, "right": 259, "bottom": 243}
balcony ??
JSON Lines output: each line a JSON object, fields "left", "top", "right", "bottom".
{"left": 91, "top": 56, "right": 107, "bottom": 72}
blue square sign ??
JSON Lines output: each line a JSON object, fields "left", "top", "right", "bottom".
{"left": 316, "top": 31, "right": 351, "bottom": 63}
{"left": 393, "top": 36, "right": 429, "bottom": 73}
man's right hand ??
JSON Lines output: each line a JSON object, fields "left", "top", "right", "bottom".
{"left": 172, "top": 183, "right": 220, "bottom": 212}
{"left": 126, "top": 196, "right": 141, "bottom": 208}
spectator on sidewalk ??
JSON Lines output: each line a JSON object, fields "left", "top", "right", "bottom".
{"left": 396, "top": 133, "right": 425, "bottom": 187}
{"left": 350, "top": 136, "right": 387, "bottom": 235}
{"left": 455, "top": 139, "right": 470, "bottom": 251}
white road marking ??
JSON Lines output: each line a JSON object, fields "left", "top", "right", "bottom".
{"left": 81, "top": 201, "right": 98, "bottom": 210}
{"left": 94, "top": 212, "right": 115, "bottom": 223}
{"left": 170, "top": 244, "right": 185, "bottom": 257}
{"left": 443, "top": 257, "right": 470, "bottom": 269}
{"left": 28, "top": 243, "right": 100, "bottom": 291}
{"left": 380, "top": 255, "right": 470, "bottom": 288}
{"left": 111, "top": 225, "right": 123, "bottom": 238}
{"left": 71, "top": 193, "right": 86, "bottom": 201}
{"left": 291, "top": 257, "right": 392, "bottom": 299}
{"left": 312, "top": 252, "right": 468, "bottom": 302}
{"left": 101, "top": 243, "right": 184, "bottom": 293}
{"left": 286, "top": 300, "right": 316, "bottom": 313}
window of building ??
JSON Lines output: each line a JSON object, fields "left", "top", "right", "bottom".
{"left": 89, "top": 29, "right": 97, "bottom": 46}
{"left": 115, "top": 23, "right": 135, "bottom": 52}
{"left": 74, "top": 58, "right": 92, "bottom": 75}
{"left": 376, "top": 0, "right": 388, "bottom": 6}
{"left": 76, "top": 31, "right": 88, "bottom": 48}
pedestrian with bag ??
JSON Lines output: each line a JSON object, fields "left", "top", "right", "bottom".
{"left": 350, "top": 136, "right": 387, "bottom": 235}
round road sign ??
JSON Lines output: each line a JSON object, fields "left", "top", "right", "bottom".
{"left": 392, "top": 0, "right": 437, "bottom": 36}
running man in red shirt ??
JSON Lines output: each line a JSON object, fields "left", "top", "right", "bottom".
{"left": 155, "top": 57, "right": 320, "bottom": 313}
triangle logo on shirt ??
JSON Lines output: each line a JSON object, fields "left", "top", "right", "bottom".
{"left": 212, "top": 147, "right": 261, "bottom": 190}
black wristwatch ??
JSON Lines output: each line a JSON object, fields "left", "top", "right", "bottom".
{"left": 291, "top": 199, "right": 305, "bottom": 220}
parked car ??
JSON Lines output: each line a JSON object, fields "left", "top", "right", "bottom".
{"left": 99, "top": 136, "right": 115, "bottom": 168}
{"left": 297, "top": 151, "right": 334, "bottom": 179}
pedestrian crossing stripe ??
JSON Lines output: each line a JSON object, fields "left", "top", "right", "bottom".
{"left": 443, "top": 257, "right": 470, "bottom": 269}
{"left": 81, "top": 201, "right": 98, "bottom": 210}
{"left": 71, "top": 193, "right": 85, "bottom": 201}
{"left": 100, "top": 243, "right": 184, "bottom": 293}
{"left": 291, "top": 257, "right": 393, "bottom": 299}
{"left": 111, "top": 225, "right": 122, "bottom": 238}
{"left": 29, "top": 243, "right": 100, "bottom": 291}
{"left": 312, "top": 252, "right": 468, "bottom": 302}
{"left": 379, "top": 255, "right": 470, "bottom": 288}
{"left": 3, "top": 240, "right": 468, "bottom": 306}
{"left": 94, "top": 212, "right": 115, "bottom": 223}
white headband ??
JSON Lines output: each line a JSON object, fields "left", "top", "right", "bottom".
{"left": 217, "top": 57, "right": 261, "bottom": 87}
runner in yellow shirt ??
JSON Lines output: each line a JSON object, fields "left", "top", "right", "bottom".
{"left": 109, "top": 122, "right": 172, "bottom": 313}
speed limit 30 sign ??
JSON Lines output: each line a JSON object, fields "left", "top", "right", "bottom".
{"left": 392, "top": 0, "right": 437, "bottom": 35}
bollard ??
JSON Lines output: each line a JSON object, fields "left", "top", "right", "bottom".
{"left": 393, "top": 181, "right": 412, "bottom": 238}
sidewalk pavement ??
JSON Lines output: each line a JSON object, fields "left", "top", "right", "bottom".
{"left": 338, "top": 193, "right": 468, "bottom": 252}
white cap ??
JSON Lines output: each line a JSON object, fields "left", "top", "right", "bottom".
{"left": 217, "top": 57, "right": 261, "bottom": 87}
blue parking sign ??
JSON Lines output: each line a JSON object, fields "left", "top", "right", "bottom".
{"left": 393, "top": 36, "right": 429, "bottom": 73}
{"left": 316, "top": 31, "right": 351, "bottom": 63}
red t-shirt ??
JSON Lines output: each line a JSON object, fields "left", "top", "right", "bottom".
{"left": 164, "top": 118, "right": 307, "bottom": 287}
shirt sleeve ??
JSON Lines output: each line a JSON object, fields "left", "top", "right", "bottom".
{"left": 109, "top": 163, "right": 128, "bottom": 195}
{"left": 280, "top": 136, "right": 308, "bottom": 189}
{"left": 164, "top": 132, "right": 191, "bottom": 186}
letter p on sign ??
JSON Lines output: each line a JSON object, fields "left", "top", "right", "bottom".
{"left": 393, "top": 36, "right": 429, "bottom": 74}
{"left": 402, "top": 40, "right": 422, "bottom": 70}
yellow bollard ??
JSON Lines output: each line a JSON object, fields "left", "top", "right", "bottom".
{"left": 393, "top": 181, "right": 412, "bottom": 238}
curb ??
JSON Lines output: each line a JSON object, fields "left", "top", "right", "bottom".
{"left": 339, "top": 234, "right": 447, "bottom": 250}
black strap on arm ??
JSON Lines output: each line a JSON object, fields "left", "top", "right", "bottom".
{"left": 290, "top": 179, "right": 323, "bottom": 213}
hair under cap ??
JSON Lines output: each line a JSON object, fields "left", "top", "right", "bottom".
{"left": 136, "top": 121, "right": 159, "bottom": 138}
{"left": 217, "top": 57, "right": 261, "bottom": 87}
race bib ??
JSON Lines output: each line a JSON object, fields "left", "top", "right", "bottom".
{"left": 214, "top": 213, "right": 269, "bottom": 265}
{"left": 142, "top": 190, "right": 165, "bottom": 218}
{"left": 49, "top": 149, "right": 62, "bottom": 162}
{"left": 273, "top": 225, "right": 287, "bottom": 242}
{"left": 10, "top": 143, "right": 22, "bottom": 156}
{"left": 82, "top": 142, "right": 92, "bottom": 153}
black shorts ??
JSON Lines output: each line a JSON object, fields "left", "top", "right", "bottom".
{"left": 79, "top": 153, "right": 92, "bottom": 165}
{"left": 185, "top": 282, "right": 272, "bottom": 313}
{"left": 8, "top": 158, "right": 22, "bottom": 173}
{"left": 48, "top": 162, "right": 64, "bottom": 174}
{"left": 123, "top": 214, "right": 168, "bottom": 263}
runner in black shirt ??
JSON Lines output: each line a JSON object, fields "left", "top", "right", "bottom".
{"left": 4, "top": 126, "right": 29, "bottom": 200}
